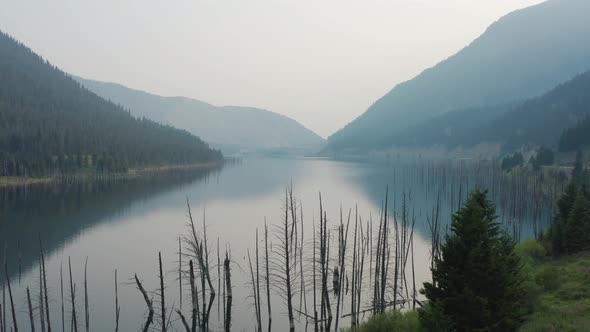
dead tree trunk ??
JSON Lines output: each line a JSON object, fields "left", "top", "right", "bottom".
{"left": 159, "top": 252, "right": 166, "bottom": 332}
{"left": 40, "top": 237, "right": 51, "bottom": 332}
{"left": 247, "top": 249, "right": 261, "bottom": 332}
{"left": 224, "top": 253, "right": 232, "bottom": 332}
{"left": 134, "top": 274, "right": 154, "bottom": 332}
{"left": 284, "top": 189, "right": 295, "bottom": 331}
{"left": 27, "top": 287, "right": 35, "bottom": 332}
{"left": 255, "top": 230, "right": 262, "bottom": 332}
{"left": 60, "top": 264, "right": 65, "bottom": 332}
{"left": 189, "top": 260, "right": 197, "bottom": 332}
{"left": 84, "top": 257, "right": 89, "bottom": 332}
{"left": 39, "top": 265, "right": 46, "bottom": 332}
{"left": 113, "top": 269, "right": 120, "bottom": 332}
{"left": 4, "top": 263, "right": 17, "bottom": 332}
{"left": 68, "top": 257, "right": 78, "bottom": 332}
{"left": 265, "top": 222, "right": 272, "bottom": 332}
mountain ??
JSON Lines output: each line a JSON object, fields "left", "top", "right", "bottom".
{"left": 0, "top": 31, "right": 221, "bottom": 177}
{"left": 384, "top": 70, "right": 590, "bottom": 153}
{"left": 326, "top": 0, "right": 590, "bottom": 153}
{"left": 74, "top": 77, "right": 325, "bottom": 154}
{"left": 559, "top": 115, "right": 590, "bottom": 152}
{"left": 474, "top": 71, "right": 590, "bottom": 151}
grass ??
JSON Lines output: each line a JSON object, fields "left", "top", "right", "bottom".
{"left": 342, "top": 241, "right": 590, "bottom": 332}
{"left": 517, "top": 248, "right": 590, "bottom": 332}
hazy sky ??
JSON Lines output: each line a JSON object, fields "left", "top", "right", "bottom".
{"left": 1, "top": 0, "right": 544, "bottom": 137}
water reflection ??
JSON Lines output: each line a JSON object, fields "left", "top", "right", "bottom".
{"left": 0, "top": 167, "right": 221, "bottom": 280}
{"left": 0, "top": 158, "right": 553, "bottom": 331}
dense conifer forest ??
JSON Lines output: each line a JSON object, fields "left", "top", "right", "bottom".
{"left": 559, "top": 116, "right": 590, "bottom": 152}
{"left": 0, "top": 31, "right": 222, "bottom": 177}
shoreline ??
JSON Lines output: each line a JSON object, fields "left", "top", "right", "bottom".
{"left": 0, "top": 160, "right": 224, "bottom": 188}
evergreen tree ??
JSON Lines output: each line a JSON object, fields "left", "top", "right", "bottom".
{"left": 420, "top": 190, "right": 527, "bottom": 332}
{"left": 547, "top": 182, "right": 578, "bottom": 254}
{"left": 0, "top": 30, "right": 222, "bottom": 177}
{"left": 501, "top": 152, "right": 524, "bottom": 171}
{"left": 564, "top": 193, "right": 590, "bottom": 253}
{"left": 530, "top": 146, "right": 554, "bottom": 171}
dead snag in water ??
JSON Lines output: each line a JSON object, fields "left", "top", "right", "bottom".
{"left": 134, "top": 274, "right": 154, "bottom": 332}
{"left": 188, "top": 260, "right": 197, "bottom": 332}
{"left": 158, "top": 252, "right": 166, "bottom": 332}
{"left": 27, "top": 287, "right": 36, "bottom": 332}
{"left": 270, "top": 187, "right": 296, "bottom": 332}
{"left": 84, "top": 257, "right": 89, "bottom": 332}
{"left": 2, "top": 243, "right": 6, "bottom": 332}
{"left": 264, "top": 221, "right": 272, "bottom": 332}
{"left": 39, "top": 264, "right": 46, "bottom": 332}
{"left": 299, "top": 202, "right": 308, "bottom": 321}
{"left": 17, "top": 242, "right": 21, "bottom": 286}
{"left": 380, "top": 187, "right": 389, "bottom": 314}
{"left": 312, "top": 216, "right": 318, "bottom": 332}
{"left": 40, "top": 236, "right": 51, "bottom": 332}
{"left": 179, "top": 237, "right": 182, "bottom": 312}
{"left": 60, "top": 264, "right": 65, "bottom": 332}
{"left": 217, "top": 237, "right": 221, "bottom": 321}
{"left": 334, "top": 207, "right": 351, "bottom": 332}
{"left": 176, "top": 309, "right": 191, "bottom": 332}
{"left": 4, "top": 263, "right": 17, "bottom": 332}
{"left": 256, "top": 230, "right": 262, "bottom": 332}
{"left": 184, "top": 198, "right": 216, "bottom": 330}
{"left": 1, "top": 296, "right": 3, "bottom": 332}
{"left": 247, "top": 249, "right": 261, "bottom": 332}
{"left": 284, "top": 188, "right": 295, "bottom": 331}
{"left": 68, "top": 257, "right": 78, "bottom": 332}
{"left": 351, "top": 207, "right": 358, "bottom": 328}
{"left": 224, "top": 252, "right": 232, "bottom": 332}
{"left": 114, "top": 270, "right": 120, "bottom": 332}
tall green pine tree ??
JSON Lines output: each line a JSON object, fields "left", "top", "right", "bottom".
{"left": 421, "top": 190, "right": 526, "bottom": 331}
{"left": 564, "top": 193, "right": 590, "bottom": 253}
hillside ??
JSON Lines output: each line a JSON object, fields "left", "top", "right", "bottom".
{"left": 75, "top": 77, "right": 325, "bottom": 154}
{"left": 327, "top": 0, "right": 590, "bottom": 153}
{"left": 0, "top": 31, "right": 222, "bottom": 177}
{"left": 559, "top": 115, "right": 590, "bottom": 152}
{"left": 475, "top": 71, "right": 590, "bottom": 150}
{"left": 390, "top": 71, "right": 590, "bottom": 152}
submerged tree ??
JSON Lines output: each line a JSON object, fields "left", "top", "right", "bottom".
{"left": 421, "top": 190, "right": 527, "bottom": 331}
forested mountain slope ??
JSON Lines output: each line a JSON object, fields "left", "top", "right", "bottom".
{"left": 559, "top": 115, "right": 590, "bottom": 152}
{"left": 391, "top": 71, "right": 590, "bottom": 152}
{"left": 0, "top": 31, "right": 221, "bottom": 177}
{"left": 75, "top": 77, "right": 325, "bottom": 154}
{"left": 327, "top": 0, "right": 590, "bottom": 153}
{"left": 474, "top": 71, "right": 590, "bottom": 150}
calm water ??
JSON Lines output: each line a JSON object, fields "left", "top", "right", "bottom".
{"left": 0, "top": 158, "right": 552, "bottom": 331}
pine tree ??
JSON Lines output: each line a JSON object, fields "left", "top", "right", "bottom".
{"left": 544, "top": 182, "right": 579, "bottom": 255}
{"left": 420, "top": 190, "right": 527, "bottom": 331}
{"left": 564, "top": 193, "right": 590, "bottom": 253}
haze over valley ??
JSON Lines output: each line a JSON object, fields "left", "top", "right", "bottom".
{"left": 1, "top": 1, "right": 590, "bottom": 331}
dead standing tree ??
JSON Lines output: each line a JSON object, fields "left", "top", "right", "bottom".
{"left": 269, "top": 187, "right": 297, "bottom": 332}
{"left": 223, "top": 252, "right": 232, "bottom": 332}
{"left": 183, "top": 198, "right": 216, "bottom": 330}
{"left": 134, "top": 274, "right": 154, "bottom": 332}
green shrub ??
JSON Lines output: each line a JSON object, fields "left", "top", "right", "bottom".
{"left": 341, "top": 310, "right": 422, "bottom": 332}
{"left": 535, "top": 266, "right": 561, "bottom": 291}
{"left": 515, "top": 239, "right": 547, "bottom": 262}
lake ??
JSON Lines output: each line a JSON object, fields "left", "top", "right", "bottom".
{"left": 0, "top": 157, "right": 554, "bottom": 331}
